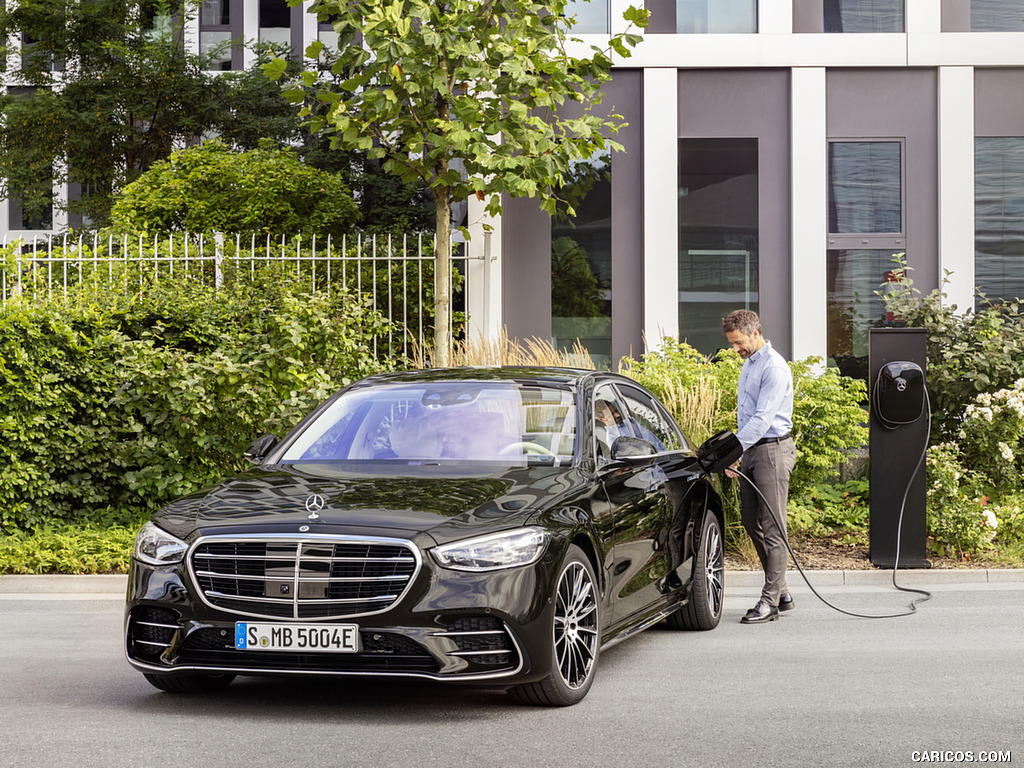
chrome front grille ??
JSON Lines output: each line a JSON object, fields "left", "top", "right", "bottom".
{"left": 189, "top": 536, "right": 420, "bottom": 620}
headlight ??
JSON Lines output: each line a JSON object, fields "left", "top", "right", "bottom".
{"left": 432, "top": 527, "right": 549, "bottom": 572}
{"left": 133, "top": 521, "right": 188, "bottom": 566}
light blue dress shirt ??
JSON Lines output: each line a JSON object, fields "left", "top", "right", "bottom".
{"left": 735, "top": 340, "right": 793, "bottom": 451}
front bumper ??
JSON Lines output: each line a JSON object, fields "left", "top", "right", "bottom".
{"left": 124, "top": 545, "right": 560, "bottom": 685}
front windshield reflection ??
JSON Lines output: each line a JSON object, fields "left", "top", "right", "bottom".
{"left": 282, "top": 382, "right": 576, "bottom": 466}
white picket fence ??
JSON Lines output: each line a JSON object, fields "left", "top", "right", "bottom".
{"left": 1, "top": 232, "right": 474, "bottom": 358}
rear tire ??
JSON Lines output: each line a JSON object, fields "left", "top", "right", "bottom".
{"left": 508, "top": 545, "right": 600, "bottom": 706}
{"left": 143, "top": 673, "right": 236, "bottom": 693}
{"left": 667, "top": 512, "right": 724, "bottom": 631}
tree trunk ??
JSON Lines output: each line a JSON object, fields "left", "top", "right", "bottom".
{"left": 434, "top": 187, "right": 452, "bottom": 368}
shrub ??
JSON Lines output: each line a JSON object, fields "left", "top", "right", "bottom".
{"left": 788, "top": 480, "right": 869, "bottom": 538}
{"left": 958, "top": 379, "right": 1024, "bottom": 495}
{"left": 925, "top": 442, "right": 997, "bottom": 559}
{"left": 109, "top": 138, "right": 360, "bottom": 237}
{"left": 0, "top": 272, "right": 397, "bottom": 531}
{"left": 621, "top": 338, "right": 868, "bottom": 493}
{"left": 879, "top": 255, "right": 1024, "bottom": 443}
{"left": 0, "top": 523, "right": 135, "bottom": 574}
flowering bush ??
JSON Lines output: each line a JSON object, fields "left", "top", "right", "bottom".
{"left": 925, "top": 443, "right": 998, "bottom": 558}
{"left": 959, "top": 378, "right": 1024, "bottom": 493}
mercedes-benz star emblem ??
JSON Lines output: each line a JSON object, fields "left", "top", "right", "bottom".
{"left": 304, "top": 494, "right": 325, "bottom": 521}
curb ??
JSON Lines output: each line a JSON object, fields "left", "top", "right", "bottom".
{"left": 4, "top": 569, "right": 1024, "bottom": 594}
{"left": 0, "top": 574, "right": 128, "bottom": 594}
{"left": 726, "top": 568, "right": 1024, "bottom": 588}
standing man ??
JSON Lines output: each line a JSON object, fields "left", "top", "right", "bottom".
{"left": 722, "top": 309, "right": 796, "bottom": 624}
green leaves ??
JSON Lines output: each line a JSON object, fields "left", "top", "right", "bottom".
{"left": 879, "top": 254, "right": 1024, "bottom": 443}
{"left": 109, "top": 139, "right": 360, "bottom": 237}
{"left": 0, "top": 271, "right": 396, "bottom": 532}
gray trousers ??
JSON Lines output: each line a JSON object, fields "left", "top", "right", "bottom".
{"left": 739, "top": 437, "right": 796, "bottom": 606}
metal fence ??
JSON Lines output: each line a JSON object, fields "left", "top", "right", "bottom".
{"left": 1, "top": 232, "right": 471, "bottom": 358}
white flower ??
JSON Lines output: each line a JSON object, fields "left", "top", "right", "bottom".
{"left": 984, "top": 509, "right": 999, "bottom": 529}
{"left": 998, "top": 442, "right": 1015, "bottom": 462}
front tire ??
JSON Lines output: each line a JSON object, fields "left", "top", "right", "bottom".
{"left": 667, "top": 512, "right": 724, "bottom": 631}
{"left": 508, "top": 545, "right": 600, "bottom": 706}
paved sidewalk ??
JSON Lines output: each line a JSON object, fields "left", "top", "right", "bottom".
{"left": 3, "top": 569, "right": 1023, "bottom": 594}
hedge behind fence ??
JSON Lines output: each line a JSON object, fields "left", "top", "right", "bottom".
{"left": 0, "top": 271, "right": 395, "bottom": 531}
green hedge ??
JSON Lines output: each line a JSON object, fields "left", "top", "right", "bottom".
{"left": 0, "top": 271, "right": 397, "bottom": 531}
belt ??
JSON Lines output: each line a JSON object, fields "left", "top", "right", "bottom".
{"left": 754, "top": 433, "right": 791, "bottom": 447}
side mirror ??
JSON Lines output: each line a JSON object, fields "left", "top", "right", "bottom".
{"left": 696, "top": 430, "right": 743, "bottom": 474}
{"left": 610, "top": 436, "right": 657, "bottom": 461}
{"left": 244, "top": 434, "right": 279, "bottom": 465}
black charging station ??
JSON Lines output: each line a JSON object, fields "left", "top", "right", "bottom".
{"left": 868, "top": 328, "right": 930, "bottom": 568}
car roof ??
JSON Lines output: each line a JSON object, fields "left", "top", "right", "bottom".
{"left": 348, "top": 366, "right": 606, "bottom": 389}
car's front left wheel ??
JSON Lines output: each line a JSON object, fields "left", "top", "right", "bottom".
{"left": 508, "top": 545, "right": 600, "bottom": 706}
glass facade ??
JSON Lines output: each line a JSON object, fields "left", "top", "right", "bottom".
{"left": 565, "top": 0, "right": 609, "bottom": 33}
{"left": 678, "top": 138, "right": 759, "bottom": 355}
{"left": 200, "top": 0, "right": 232, "bottom": 69}
{"left": 677, "top": 0, "right": 757, "bottom": 33}
{"left": 828, "top": 141, "right": 902, "bottom": 234}
{"left": 827, "top": 140, "right": 904, "bottom": 377}
{"left": 975, "top": 137, "right": 1024, "bottom": 305}
{"left": 824, "top": 0, "right": 904, "bottom": 33}
{"left": 259, "top": 0, "right": 291, "bottom": 48}
{"left": 826, "top": 249, "right": 898, "bottom": 378}
{"left": 971, "top": 0, "right": 1024, "bottom": 31}
{"left": 551, "top": 154, "right": 613, "bottom": 369}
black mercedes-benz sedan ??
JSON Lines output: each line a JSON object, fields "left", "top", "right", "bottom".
{"left": 125, "top": 367, "right": 739, "bottom": 706}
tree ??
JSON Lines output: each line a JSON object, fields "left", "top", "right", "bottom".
{"left": 267, "top": 0, "right": 648, "bottom": 366}
{"left": 0, "top": 0, "right": 228, "bottom": 225}
{"left": 109, "top": 139, "right": 359, "bottom": 236}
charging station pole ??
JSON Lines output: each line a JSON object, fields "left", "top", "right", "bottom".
{"left": 868, "top": 328, "right": 930, "bottom": 568}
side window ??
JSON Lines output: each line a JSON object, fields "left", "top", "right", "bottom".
{"left": 593, "top": 384, "right": 635, "bottom": 460}
{"left": 618, "top": 386, "right": 684, "bottom": 452}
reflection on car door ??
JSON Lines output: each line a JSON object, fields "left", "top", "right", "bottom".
{"left": 591, "top": 383, "right": 673, "bottom": 629}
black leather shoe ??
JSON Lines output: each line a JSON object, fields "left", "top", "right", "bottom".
{"left": 779, "top": 593, "right": 795, "bottom": 612}
{"left": 740, "top": 600, "right": 780, "bottom": 624}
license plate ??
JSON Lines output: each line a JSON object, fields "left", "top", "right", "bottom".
{"left": 235, "top": 623, "right": 360, "bottom": 653}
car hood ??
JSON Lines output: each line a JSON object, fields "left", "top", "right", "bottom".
{"left": 155, "top": 462, "right": 588, "bottom": 546}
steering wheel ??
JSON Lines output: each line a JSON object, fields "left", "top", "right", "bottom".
{"left": 499, "top": 441, "right": 555, "bottom": 456}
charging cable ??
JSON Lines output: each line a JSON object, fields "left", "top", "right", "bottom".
{"left": 732, "top": 389, "right": 934, "bottom": 619}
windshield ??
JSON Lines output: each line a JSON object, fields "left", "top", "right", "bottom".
{"left": 281, "top": 381, "right": 577, "bottom": 466}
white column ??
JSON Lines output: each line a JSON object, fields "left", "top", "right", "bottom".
{"left": 938, "top": 66, "right": 976, "bottom": 312}
{"left": 465, "top": 197, "right": 502, "bottom": 344}
{"left": 758, "top": 0, "right": 793, "bottom": 35}
{"left": 906, "top": 0, "right": 942, "bottom": 34}
{"left": 642, "top": 67, "right": 678, "bottom": 350}
{"left": 300, "top": 0, "right": 318, "bottom": 57}
{"left": 790, "top": 67, "right": 828, "bottom": 362}
{"left": 242, "top": 0, "right": 260, "bottom": 70}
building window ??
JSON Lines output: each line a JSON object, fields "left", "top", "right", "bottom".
{"left": 828, "top": 141, "right": 902, "bottom": 234}
{"left": 971, "top": 0, "right": 1024, "bottom": 31}
{"left": 975, "top": 137, "right": 1024, "bottom": 306}
{"left": 824, "top": 0, "right": 904, "bottom": 33}
{"left": 677, "top": 0, "right": 757, "bottom": 33}
{"left": 827, "top": 140, "right": 905, "bottom": 377}
{"left": 260, "top": 0, "right": 291, "bottom": 50}
{"left": 566, "top": 0, "right": 609, "bottom": 33}
{"left": 678, "top": 138, "right": 759, "bottom": 355}
{"left": 551, "top": 153, "right": 612, "bottom": 369}
{"left": 200, "top": 0, "right": 233, "bottom": 70}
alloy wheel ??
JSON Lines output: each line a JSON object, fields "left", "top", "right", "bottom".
{"left": 553, "top": 560, "right": 599, "bottom": 690}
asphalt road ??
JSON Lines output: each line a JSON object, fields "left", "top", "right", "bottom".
{"left": 1, "top": 578, "right": 1021, "bottom": 768}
